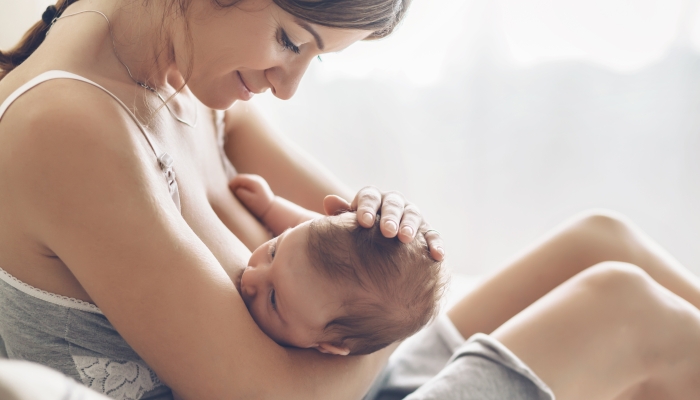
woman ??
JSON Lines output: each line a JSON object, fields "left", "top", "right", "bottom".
{"left": 0, "top": 0, "right": 698, "bottom": 399}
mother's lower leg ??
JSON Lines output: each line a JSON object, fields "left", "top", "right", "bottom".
{"left": 448, "top": 210, "right": 700, "bottom": 339}
{"left": 493, "top": 262, "right": 700, "bottom": 400}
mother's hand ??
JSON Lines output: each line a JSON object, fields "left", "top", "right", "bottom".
{"left": 324, "top": 187, "right": 445, "bottom": 261}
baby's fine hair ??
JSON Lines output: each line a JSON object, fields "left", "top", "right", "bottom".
{"left": 307, "top": 212, "right": 446, "bottom": 355}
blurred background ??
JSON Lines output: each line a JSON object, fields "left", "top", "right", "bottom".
{"left": 2, "top": 0, "right": 700, "bottom": 278}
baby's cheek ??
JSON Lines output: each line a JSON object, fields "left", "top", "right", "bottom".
{"left": 251, "top": 314, "right": 290, "bottom": 346}
{"left": 246, "top": 307, "right": 273, "bottom": 338}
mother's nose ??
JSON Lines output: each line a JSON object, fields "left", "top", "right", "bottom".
{"left": 266, "top": 57, "right": 313, "bottom": 100}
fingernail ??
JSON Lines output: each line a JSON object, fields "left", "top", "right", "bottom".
{"left": 385, "top": 220, "right": 398, "bottom": 235}
{"left": 436, "top": 247, "right": 445, "bottom": 257}
{"left": 362, "top": 212, "right": 374, "bottom": 225}
{"left": 400, "top": 226, "right": 414, "bottom": 238}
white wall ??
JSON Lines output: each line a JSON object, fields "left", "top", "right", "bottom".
{"left": 0, "top": 0, "right": 53, "bottom": 50}
{"left": 254, "top": 0, "right": 700, "bottom": 276}
{"left": 3, "top": 0, "right": 700, "bottom": 276}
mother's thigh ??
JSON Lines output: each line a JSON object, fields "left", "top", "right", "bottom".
{"left": 493, "top": 261, "right": 700, "bottom": 400}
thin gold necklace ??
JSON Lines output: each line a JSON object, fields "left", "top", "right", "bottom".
{"left": 47, "top": 10, "right": 198, "bottom": 128}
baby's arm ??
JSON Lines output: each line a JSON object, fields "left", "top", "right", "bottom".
{"left": 230, "top": 174, "right": 321, "bottom": 236}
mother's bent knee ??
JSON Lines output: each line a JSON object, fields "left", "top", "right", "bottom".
{"left": 577, "top": 261, "right": 652, "bottom": 298}
{"left": 575, "top": 209, "right": 628, "bottom": 228}
{"left": 577, "top": 262, "right": 700, "bottom": 364}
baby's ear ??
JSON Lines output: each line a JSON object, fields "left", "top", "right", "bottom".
{"left": 313, "top": 342, "right": 350, "bottom": 356}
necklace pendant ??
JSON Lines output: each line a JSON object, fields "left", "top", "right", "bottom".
{"left": 138, "top": 82, "right": 155, "bottom": 92}
{"left": 158, "top": 153, "right": 181, "bottom": 212}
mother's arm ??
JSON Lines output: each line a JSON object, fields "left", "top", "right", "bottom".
{"left": 15, "top": 87, "right": 392, "bottom": 400}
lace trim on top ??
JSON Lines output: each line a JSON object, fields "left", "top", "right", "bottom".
{"left": 0, "top": 267, "right": 103, "bottom": 314}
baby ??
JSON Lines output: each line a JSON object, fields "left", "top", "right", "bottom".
{"left": 230, "top": 174, "right": 445, "bottom": 356}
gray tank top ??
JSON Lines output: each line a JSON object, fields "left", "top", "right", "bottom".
{"left": 0, "top": 273, "right": 171, "bottom": 400}
{"left": 0, "top": 70, "right": 201, "bottom": 399}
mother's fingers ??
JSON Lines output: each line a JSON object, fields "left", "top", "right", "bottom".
{"left": 378, "top": 191, "right": 406, "bottom": 238}
{"left": 397, "top": 203, "right": 421, "bottom": 243}
{"left": 350, "top": 186, "right": 445, "bottom": 260}
{"left": 351, "top": 186, "right": 383, "bottom": 228}
{"left": 423, "top": 228, "right": 446, "bottom": 261}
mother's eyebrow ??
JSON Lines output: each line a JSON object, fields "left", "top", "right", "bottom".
{"left": 295, "top": 19, "right": 325, "bottom": 51}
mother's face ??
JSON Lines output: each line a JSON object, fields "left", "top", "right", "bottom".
{"left": 181, "top": 0, "right": 371, "bottom": 109}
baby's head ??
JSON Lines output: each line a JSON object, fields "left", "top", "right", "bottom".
{"left": 239, "top": 212, "right": 445, "bottom": 355}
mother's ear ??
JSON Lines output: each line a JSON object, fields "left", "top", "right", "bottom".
{"left": 313, "top": 342, "right": 350, "bottom": 356}
{"left": 323, "top": 195, "right": 352, "bottom": 216}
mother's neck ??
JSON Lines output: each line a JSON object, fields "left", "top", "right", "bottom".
{"left": 60, "top": 0, "right": 186, "bottom": 91}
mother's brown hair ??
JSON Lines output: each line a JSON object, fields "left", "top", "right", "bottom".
{"left": 0, "top": 0, "right": 411, "bottom": 81}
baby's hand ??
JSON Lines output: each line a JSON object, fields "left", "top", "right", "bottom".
{"left": 229, "top": 174, "right": 275, "bottom": 219}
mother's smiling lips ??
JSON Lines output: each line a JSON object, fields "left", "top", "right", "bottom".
{"left": 235, "top": 71, "right": 254, "bottom": 101}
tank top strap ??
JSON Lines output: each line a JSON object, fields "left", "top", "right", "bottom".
{"left": 0, "top": 70, "right": 181, "bottom": 212}
{"left": 213, "top": 109, "right": 237, "bottom": 181}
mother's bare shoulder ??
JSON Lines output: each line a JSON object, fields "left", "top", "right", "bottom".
{"left": 0, "top": 78, "right": 174, "bottom": 250}
{"left": 0, "top": 79, "right": 149, "bottom": 166}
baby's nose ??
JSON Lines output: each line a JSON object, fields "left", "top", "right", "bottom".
{"left": 243, "top": 283, "right": 257, "bottom": 298}
{"left": 240, "top": 267, "right": 258, "bottom": 299}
